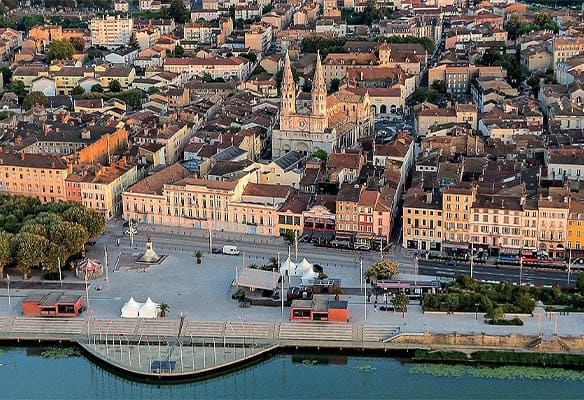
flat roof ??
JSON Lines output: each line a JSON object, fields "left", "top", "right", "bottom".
{"left": 24, "top": 292, "right": 82, "bottom": 306}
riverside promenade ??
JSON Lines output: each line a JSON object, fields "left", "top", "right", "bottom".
{"left": 2, "top": 315, "right": 584, "bottom": 379}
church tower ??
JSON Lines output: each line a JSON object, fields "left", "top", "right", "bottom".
{"left": 281, "top": 51, "right": 296, "bottom": 116}
{"left": 312, "top": 51, "right": 327, "bottom": 118}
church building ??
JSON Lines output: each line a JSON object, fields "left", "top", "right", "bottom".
{"left": 271, "top": 51, "right": 374, "bottom": 158}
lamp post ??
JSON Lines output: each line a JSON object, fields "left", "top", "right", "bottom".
{"left": 567, "top": 248, "right": 572, "bottom": 287}
{"left": 475, "top": 302, "right": 479, "bottom": 320}
{"left": 470, "top": 242, "right": 474, "bottom": 280}
{"left": 6, "top": 274, "right": 10, "bottom": 307}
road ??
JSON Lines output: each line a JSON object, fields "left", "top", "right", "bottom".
{"left": 99, "top": 222, "right": 579, "bottom": 288}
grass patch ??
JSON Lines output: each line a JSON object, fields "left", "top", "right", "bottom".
{"left": 414, "top": 350, "right": 468, "bottom": 361}
{"left": 487, "top": 317, "right": 524, "bottom": 326}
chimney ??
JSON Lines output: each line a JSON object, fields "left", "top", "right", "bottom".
{"left": 19, "top": 152, "right": 24, "bottom": 160}
{"left": 15, "top": 136, "right": 21, "bottom": 145}
{"left": 119, "top": 155, "right": 127, "bottom": 168}
{"left": 426, "top": 191, "right": 432, "bottom": 203}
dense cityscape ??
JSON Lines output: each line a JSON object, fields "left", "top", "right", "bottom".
{"left": 1, "top": 0, "right": 584, "bottom": 395}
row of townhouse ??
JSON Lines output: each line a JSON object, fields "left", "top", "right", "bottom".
{"left": 121, "top": 162, "right": 396, "bottom": 242}
{"left": 0, "top": 152, "right": 138, "bottom": 219}
{"left": 403, "top": 185, "right": 584, "bottom": 259}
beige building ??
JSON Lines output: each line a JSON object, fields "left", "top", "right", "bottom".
{"left": 0, "top": 153, "right": 69, "bottom": 203}
{"left": 244, "top": 23, "right": 272, "bottom": 55}
{"left": 442, "top": 186, "right": 475, "bottom": 249}
{"left": 321, "top": 53, "right": 378, "bottom": 87}
{"left": 537, "top": 189, "right": 570, "bottom": 259}
{"left": 75, "top": 158, "right": 138, "bottom": 219}
{"left": 90, "top": 16, "right": 134, "bottom": 49}
{"left": 163, "top": 57, "right": 251, "bottom": 81}
{"left": 552, "top": 36, "right": 584, "bottom": 71}
{"left": 402, "top": 189, "right": 443, "bottom": 251}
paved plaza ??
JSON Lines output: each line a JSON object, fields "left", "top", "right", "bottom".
{"left": 0, "top": 225, "right": 583, "bottom": 339}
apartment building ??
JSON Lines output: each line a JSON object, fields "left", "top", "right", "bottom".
{"left": 321, "top": 53, "right": 378, "bottom": 87}
{"left": 163, "top": 57, "right": 251, "bottom": 81}
{"left": 0, "top": 152, "right": 69, "bottom": 203}
{"left": 567, "top": 200, "right": 584, "bottom": 253}
{"left": 442, "top": 186, "right": 475, "bottom": 253}
{"left": 402, "top": 189, "right": 443, "bottom": 251}
{"left": 537, "top": 190, "right": 570, "bottom": 259}
{"left": 552, "top": 36, "right": 584, "bottom": 71}
{"left": 244, "top": 23, "right": 272, "bottom": 55}
{"left": 90, "top": 16, "right": 134, "bottom": 49}
{"left": 470, "top": 194, "right": 524, "bottom": 254}
{"left": 75, "top": 158, "right": 138, "bottom": 219}
{"left": 184, "top": 22, "right": 216, "bottom": 45}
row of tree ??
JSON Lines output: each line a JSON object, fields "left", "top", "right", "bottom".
{"left": 0, "top": 195, "right": 106, "bottom": 279}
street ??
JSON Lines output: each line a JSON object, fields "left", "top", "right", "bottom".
{"left": 101, "top": 221, "right": 579, "bottom": 288}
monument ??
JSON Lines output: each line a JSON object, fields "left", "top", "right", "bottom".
{"left": 137, "top": 234, "right": 163, "bottom": 264}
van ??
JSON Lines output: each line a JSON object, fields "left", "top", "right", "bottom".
{"left": 222, "top": 245, "right": 241, "bottom": 255}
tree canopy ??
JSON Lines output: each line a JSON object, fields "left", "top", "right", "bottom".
{"left": 23, "top": 91, "right": 48, "bottom": 110}
{"left": 365, "top": 259, "right": 400, "bottom": 281}
{"left": 505, "top": 13, "right": 559, "bottom": 40}
{"left": 0, "top": 194, "right": 105, "bottom": 278}
{"left": 47, "top": 39, "right": 75, "bottom": 61}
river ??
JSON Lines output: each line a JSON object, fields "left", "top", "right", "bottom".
{"left": 2, "top": 346, "right": 584, "bottom": 399}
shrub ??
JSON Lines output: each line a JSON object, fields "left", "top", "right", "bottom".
{"left": 487, "top": 317, "right": 523, "bottom": 326}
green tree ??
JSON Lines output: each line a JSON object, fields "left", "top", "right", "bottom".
{"left": 47, "top": 39, "right": 75, "bottom": 61}
{"left": 486, "top": 305, "right": 505, "bottom": 321}
{"left": 329, "top": 78, "right": 340, "bottom": 94}
{"left": 147, "top": 86, "right": 159, "bottom": 95}
{"left": 173, "top": 45, "right": 184, "bottom": 56}
{"left": 310, "top": 148, "right": 328, "bottom": 161}
{"left": 168, "top": 0, "right": 189, "bottom": 23}
{"left": 47, "top": 221, "right": 89, "bottom": 260}
{"left": 240, "top": 52, "right": 257, "bottom": 62}
{"left": 72, "top": 85, "right": 85, "bottom": 95}
{"left": 0, "top": 65, "right": 12, "bottom": 86}
{"left": 0, "top": 231, "right": 13, "bottom": 277}
{"left": 23, "top": 91, "right": 48, "bottom": 110}
{"left": 91, "top": 84, "right": 103, "bottom": 93}
{"left": 158, "top": 302, "right": 170, "bottom": 317}
{"left": 108, "top": 79, "right": 122, "bottom": 93}
{"left": 10, "top": 80, "right": 26, "bottom": 101}
{"left": 577, "top": 273, "right": 584, "bottom": 294}
{"left": 365, "top": 259, "right": 399, "bottom": 281}
{"left": 392, "top": 293, "right": 409, "bottom": 316}
{"left": 62, "top": 207, "right": 105, "bottom": 241}
{"left": 12, "top": 232, "right": 48, "bottom": 279}
{"left": 431, "top": 79, "right": 447, "bottom": 94}
{"left": 69, "top": 37, "right": 85, "bottom": 53}
{"left": 410, "top": 87, "right": 440, "bottom": 103}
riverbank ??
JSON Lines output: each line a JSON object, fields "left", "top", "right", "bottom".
{"left": 1, "top": 316, "right": 584, "bottom": 380}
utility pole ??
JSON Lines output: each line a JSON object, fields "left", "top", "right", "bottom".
{"left": 380, "top": 237, "right": 384, "bottom": 260}
{"left": 294, "top": 231, "right": 298, "bottom": 262}
{"left": 519, "top": 250, "right": 523, "bottom": 286}
{"left": 104, "top": 246, "right": 109, "bottom": 286}
{"left": 279, "top": 251, "right": 284, "bottom": 319}
{"left": 567, "top": 248, "right": 572, "bottom": 287}
{"left": 84, "top": 267, "right": 90, "bottom": 311}
{"left": 6, "top": 274, "right": 10, "bottom": 307}
{"left": 58, "top": 257, "right": 62, "bottom": 288}
{"left": 470, "top": 242, "right": 474, "bottom": 279}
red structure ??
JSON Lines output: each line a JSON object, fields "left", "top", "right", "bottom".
{"left": 290, "top": 298, "right": 349, "bottom": 322}
{"left": 22, "top": 292, "right": 83, "bottom": 317}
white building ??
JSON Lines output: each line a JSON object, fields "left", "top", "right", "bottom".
{"left": 90, "top": 16, "right": 134, "bottom": 49}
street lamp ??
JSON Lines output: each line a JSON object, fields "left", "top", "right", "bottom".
{"left": 475, "top": 302, "right": 479, "bottom": 320}
{"left": 6, "top": 274, "right": 10, "bottom": 307}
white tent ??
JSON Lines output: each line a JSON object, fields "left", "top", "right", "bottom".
{"left": 299, "top": 257, "right": 313, "bottom": 271}
{"left": 301, "top": 269, "right": 319, "bottom": 286}
{"left": 138, "top": 297, "right": 160, "bottom": 319}
{"left": 280, "top": 256, "right": 298, "bottom": 277}
{"left": 121, "top": 297, "right": 143, "bottom": 318}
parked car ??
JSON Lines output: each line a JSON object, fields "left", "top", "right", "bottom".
{"left": 353, "top": 243, "right": 371, "bottom": 251}
{"left": 446, "top": 259, "right": 457, "bottom": 267}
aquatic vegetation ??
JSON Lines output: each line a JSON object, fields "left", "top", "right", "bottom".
{"left": 354, "top": 364, "right": 377, "bottom": 373}
{"left": 40, "top": 347, "right": 80, "bottom": 359}
{"left": 409, "top": 364, "right": 584, "bottom": 381}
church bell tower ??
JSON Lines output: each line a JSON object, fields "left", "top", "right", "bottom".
{"left": 281, "top": 51, "right": 296, "bottom": 116}
{"left": 312, "top": 51, "right": 327, "bottom": 118}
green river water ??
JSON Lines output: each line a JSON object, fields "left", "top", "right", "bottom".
{"left": 1, "top": 346, "right": 584, "bottom": 399}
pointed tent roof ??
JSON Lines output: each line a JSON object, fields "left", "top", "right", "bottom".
{"left": 300, "top": 257, "right": 313, "bottom": 271}
{"left": 280, "top": 255, "right": 297, "bottom": 276}
{"left": 121, "top": 297, "right": 143, "bottom": 318}
{"left": 138, "top": 297, "right": 160, "bottom": 319}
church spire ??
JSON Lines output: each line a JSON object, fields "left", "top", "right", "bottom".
{"left": 281, "top": 50, "right": 296, "bottom": 115}
{"left": 312, "top": 50, "right": 327, "bottom": 117}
